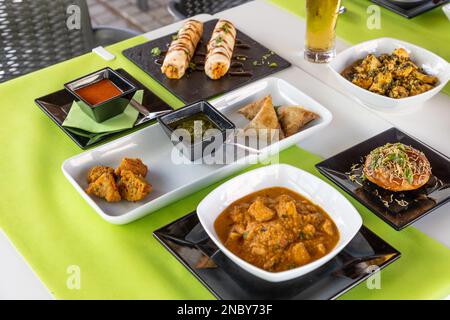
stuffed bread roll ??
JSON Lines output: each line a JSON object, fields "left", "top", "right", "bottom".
{"left": 205, "top": 20, "right": 237, "bottom": 80}
{"left": 161, "top": 19, "right": 203, "bottom": 79}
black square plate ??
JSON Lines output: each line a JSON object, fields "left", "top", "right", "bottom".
{"left": 153, "top": 211, "right": 400, "bottom": 300}
{"left": 316, "top": 128, "right": 450, "bottom": 230}
{"left": 370, "top": 0, "right": 449, "bottom": 18}
{"left": 35, "top": 68, "right": 173, "bottom": 149}
{"left": 122, "top": 19, "right": 291, "bottom": 104}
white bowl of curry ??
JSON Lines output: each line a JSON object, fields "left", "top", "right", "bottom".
{"left": 197, "top": 164, "right": 362, "bottom": 282}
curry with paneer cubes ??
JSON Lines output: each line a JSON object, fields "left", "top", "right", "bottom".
{"left": 342, "top": 48, "right": 438, "bottom": 98}
{"left": 214, "top": 187, "right": 339, "bottom": 272}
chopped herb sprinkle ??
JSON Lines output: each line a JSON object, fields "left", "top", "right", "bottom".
{"left": 215, "top": 36, "right": 223, "bottom": 44}
{"left": 221, "top": 23, "right": 231, "bottom": 34}
{"left": 151, "top": 47, "right": 161, "bottom": 56}
{"left": 365, "top": 142, "right": 430, "bottom": 185}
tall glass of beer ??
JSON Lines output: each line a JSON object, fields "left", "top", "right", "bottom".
{"left": 305, "top": 0, "right": 342, "bottom": 63}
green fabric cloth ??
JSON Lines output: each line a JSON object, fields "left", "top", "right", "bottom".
{"left": 270, "top": 0, "right": 450, "bottom": 95}
{"left": 63, "top": 90, "right": 143, "bottom": 134}
{"left": 0, "top": 35, "right": 449, "bottom": 299}
{"left": 62, "top": 90, "right": 143, "bottom": 145}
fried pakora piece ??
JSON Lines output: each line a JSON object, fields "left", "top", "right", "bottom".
{"left": 118, "top": 170, "right": 152, "bottom": 202}
{"left": 115, "top": 158, "right": 148, "bottom": 178}
{"left": 87, "top": 165, "right": 115, "bottom": 184}
{"left": 85, "top": 172, "right": 121, "bottom": 202}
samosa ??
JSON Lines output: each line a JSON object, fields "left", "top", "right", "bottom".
{"left": 277, "top": 106, "right": 318, "bottom": 137}
{"left": 238, "top": 95, "right": 269, "bottom": 120}
{"left": 244, "top": 95, "right": 284, "bottom": 140}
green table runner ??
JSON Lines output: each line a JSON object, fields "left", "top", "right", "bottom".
{"left": 270, "top": 0, "right": 450, "bottom": 95}
{"left": 0, "top": 35, "right": 449, "bottom": 299}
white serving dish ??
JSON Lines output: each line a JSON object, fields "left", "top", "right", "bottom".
{"left": 197, "top": 164, "right": 362, "bottom": 282}
{"left": 329, "top": 37, "right": 450, "bottom": 114}
{"left": 62, "top": 77, "right": 332, "bottom": 224}
{"left": 444, "top": 4, "right": 450, "bottom": 21}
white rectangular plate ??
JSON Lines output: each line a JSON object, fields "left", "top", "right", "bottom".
{"left": 62, "top": 77, "right": 332, "bottom": 224}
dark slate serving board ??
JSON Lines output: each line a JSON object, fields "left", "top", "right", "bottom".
{"left": 122, "top": 19, "right": 291, "bottom": 104}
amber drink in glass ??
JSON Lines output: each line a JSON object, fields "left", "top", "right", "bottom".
{"left": 305, "top": 0, "right": 342, "bottom": 63}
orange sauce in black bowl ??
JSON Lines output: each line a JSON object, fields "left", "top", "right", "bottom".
{"left": 76, "top": 79, "right": 122, "bottom": 106}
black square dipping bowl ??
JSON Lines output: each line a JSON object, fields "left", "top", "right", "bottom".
{"left": 158, "top": 101, "right": 235, "bottom": 162}
{"left": 64, "top": 67, "right": 137, "bottom": 123}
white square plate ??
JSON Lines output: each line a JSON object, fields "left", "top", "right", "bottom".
{"left": 197, "top": 164, "right": 362, "bottom": 282}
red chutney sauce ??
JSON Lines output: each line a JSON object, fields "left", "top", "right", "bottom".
{"left": 76, "top": 79, "right": 122, "bottom": 106}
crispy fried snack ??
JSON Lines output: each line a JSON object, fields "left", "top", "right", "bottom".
{"left": 363, "top": 143, "right": 431, "bottom": 192}
{"left": 118, "top": 170, "right": 152, "bottom": 202}
{"left": 115, "top": 158, "right": 148, "bottom": 177}
{"left": 85, "top": 172, "right": 121, "bottom": 202}
{"left": 87, "top": 165, "right": 115, "bottom": 183}
{"left": 243, "top": 95, "right": 285, "bottom": 139}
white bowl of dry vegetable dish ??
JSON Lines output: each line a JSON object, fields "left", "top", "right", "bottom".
{"left": 329, "top": 38, "right": 450, "bottom": 113}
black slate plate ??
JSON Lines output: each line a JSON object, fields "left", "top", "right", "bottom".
{"left": 122, "top": 19, "right": 291, "bottom": 104}
{"left": 35, "top": 68, "right": 173, "bottom": 149}
{"left": 370, "top": 0, "right": 449, "bottom": 18}
{"left": 316, "top": 128, "right": 450, "bottom": 230}
{"left": 153, "top": 211, "right": 400, "bottom": 300}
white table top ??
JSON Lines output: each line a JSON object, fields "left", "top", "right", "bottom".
{"left": 0, "top": 0, "right": 448, "bottom": 299}
{"left": 214, "top": 0, "right": 450, "bottom": 247}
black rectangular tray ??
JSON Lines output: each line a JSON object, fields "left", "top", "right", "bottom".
{"left": 34, "top": 68, "right": 173, "bottom": 149}
{"left": 153, "top": 211, "right": 400, "bottom": 300}
{"left": 123, "top": 19, "right": 291, "bottom": 104}
{"left": 370, "top": 0, "right": 449, "bottom": 18}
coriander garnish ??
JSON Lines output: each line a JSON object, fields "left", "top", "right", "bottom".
{"left": 221, "top": 23, "right": 231, "bottom": 34}
{"left": 151, "top": 47, "right": 161, "bottom": 56}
